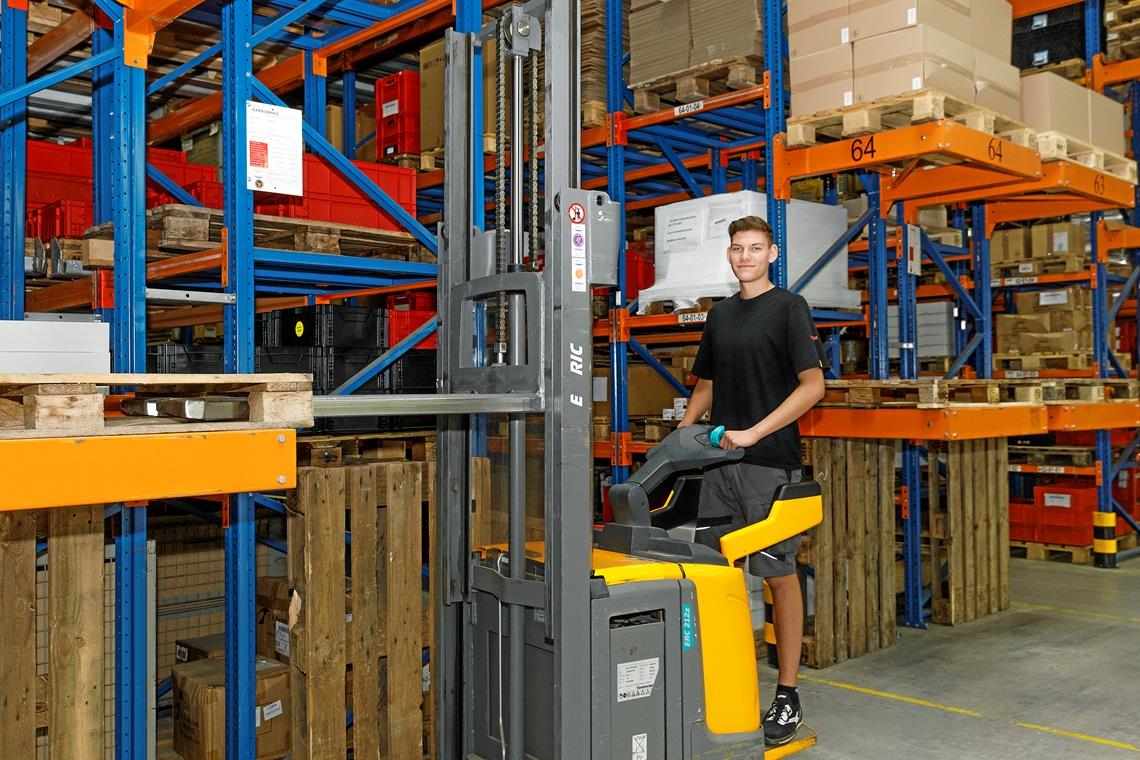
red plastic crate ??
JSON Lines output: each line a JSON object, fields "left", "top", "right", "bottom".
{"left": 1034, "top": 484, "right": 1097, "bottom": 527}
{"left": 387, "top": 309, "right": 437, "bottom": 349}
{"left": 386, "top": 291, "right": 436, "bottom": 311}
{"left": 1010, "top": 522, "right": 1037, "bottom": 542}
{"left": 185, "top": 180, "right": 224, "bottom": 209}
{"left": 376, "top": 71, "right": 420, "bottom": 118}
{"left": 1008, "top": 500, "right": 1035, "bottom": 524}
{"left": 1035, "top": 524, "right": 1092, "bottom": 546}
{"left": 29, "top": 199, "right": 93, "bottom": 240}
{"left": 378, "top": 112, "right": 420, "bottom": 158}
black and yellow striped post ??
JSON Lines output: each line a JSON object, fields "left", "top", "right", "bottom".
{"left": 1093, "top": 511, "right": 1117, "bottom": 569}
{"left": 763, "top": 580, "right": 778, "bottom": 668}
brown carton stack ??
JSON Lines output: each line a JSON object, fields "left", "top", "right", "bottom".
{"left": 629, "top": 0, "right": 761, "bottom": 89}
{"left": 789, "top": 1, "right": 852, "bottom": 117}
{"left": 971, "top": 0, "right": 1019, "bottom": 115}
{"left": 993, "top": 286, "right": 1129, "bottom": 371}
{"left": 581, "top": 0, "right": 630, "bottom": 122}
{"left": 173, "top": 657, "right": 290, "bottom": 760}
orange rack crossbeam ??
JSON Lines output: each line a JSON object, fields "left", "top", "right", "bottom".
{"left": 931, "top": 162, "right": 1135, "bottom": 211}
{"left": 1046, "top": 402, "right": 1140, "bottom": 432}
{"left": 797, "top": 405, "right": 1049, "bottom": 440}
{"left": 1010, "top": 0, "right": 1081, "bottom": 18}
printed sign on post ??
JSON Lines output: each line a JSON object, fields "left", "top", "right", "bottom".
{"left": 246, "top": 101, "right": 304, "bottom": 196}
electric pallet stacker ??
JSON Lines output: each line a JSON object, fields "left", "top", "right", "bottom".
{"left": 314, "top": 1, "right": 824, "bottom": 756}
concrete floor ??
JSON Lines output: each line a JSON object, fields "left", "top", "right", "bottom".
{"left": 763, "top": 558, "right": 1140, "bottom": 759}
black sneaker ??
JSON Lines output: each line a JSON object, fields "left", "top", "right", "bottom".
{"left": 763, "top": 691, "right": 802, "bottom": 746}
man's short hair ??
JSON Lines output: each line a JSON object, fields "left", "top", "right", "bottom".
{"left": 728, "top": 215, "right": 773, "bottom": 245}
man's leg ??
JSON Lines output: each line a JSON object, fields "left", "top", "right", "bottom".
{"left": 765, "top": 571, "right": 803, "bottom": 687}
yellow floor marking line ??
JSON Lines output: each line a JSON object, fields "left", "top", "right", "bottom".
{"left": 797, "top": 676, "right": 983, "bottom": 717}
{"left": 1012, "top": 601, "right": 1140, "bottom": 625}
{"left": 801, "top": 675, "right": 1140, "bottom": 753}
{"left": 1017, "top": 724, "right": 1140, "bottom": 752}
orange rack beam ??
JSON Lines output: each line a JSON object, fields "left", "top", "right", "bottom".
{"left": 1009, "top": 463, "right": 1099, "bottom": 477}
{"left": 1045, "top": 402, "right": 1140, "bottom": 431}
{"left": 1010, "top": 0, "right": 1081, "bottom": 18}
{"left": 797, "top": 405, "right": 1049, "bottom": 440}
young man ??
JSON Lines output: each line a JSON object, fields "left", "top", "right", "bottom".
{"left": 677, "top": 215, "right": 827, "bottom": 746}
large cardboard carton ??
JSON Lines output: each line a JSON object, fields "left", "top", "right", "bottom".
{"left": 420, "top": 38, "right": 499, "bottom": 154}
{"left": 973, "top": 51, "right": 1020, "bottom": 117}
{"left": 256, "top": 577, "right": 293, "bottom": 665}
{"left": 788, "top": 0, "right": 850, "bottom": 58}
{"left": 596, "top": 363, "right": 686, "bottom": 417}
{"left": 690, "top": 0, "right": 763, "bottom": 66}
{"left": 630, "top": 0, "right": 692, "bottom": 85}
{"left": 971, "top": 0, "right": 1013, "bottom": 63}
{"left": 853, "top": 25, "right": 975, "bottom": 104}
{"left": 1019, "top": 72, "right": 1090, "bottom": 141}
{"left": 990, "top": 228, "right": 1029, "bottom": 263}
{"left": 1089, "top": 88, "right": 1127, "bottom": 155}
{"left": 790, "top": 44, "right": 854, "bottom": 118}
{"left": 1014, "top": 286, "right": 1093, "bottom": 314}
{"left": 173, "top": 657, "right": 290, "bottom": 760}
{"left": 1048, "top": 309, "right": 1093, "bottom": 332}
{"left": 995, "top": 314, "right": 1051, "bottom": 335}
{"left": 1029, "top": 221, "right": 1087, "bottom": 256}
{"left": 850, "top": 0, "right": 970, "bottom": 41}
{"left": 326, "top": 104, "right": 376, "bottom": 162}
{"left": 1017, "top": 331, "right": 1092, "bottom": 354}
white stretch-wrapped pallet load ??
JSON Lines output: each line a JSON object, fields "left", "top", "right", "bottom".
{"left": 638, "top": 191, "right": 862, "bottom": 312}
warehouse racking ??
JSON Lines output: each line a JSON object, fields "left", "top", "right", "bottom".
{"left": 4, "top": 0, "right": 1140, "bottom": 754}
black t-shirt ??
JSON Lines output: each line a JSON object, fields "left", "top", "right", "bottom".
{"left": 691, "top": 287, "right": 828, "bottom": 468}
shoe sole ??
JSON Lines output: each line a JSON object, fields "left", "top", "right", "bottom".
{"left": 763, "top": 721, "right": 803, "bottom": 747}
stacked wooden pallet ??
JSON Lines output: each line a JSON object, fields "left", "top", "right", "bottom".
{"left": 1105, "top": 0, "right": 1140, "bottom": 61}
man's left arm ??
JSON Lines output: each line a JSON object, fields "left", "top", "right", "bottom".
{"left": 719, "top": 367, "right": 825, "bottom": 450}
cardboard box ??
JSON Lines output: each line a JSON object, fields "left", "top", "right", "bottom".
{"left": 1029, "top": 222, "right": 1086, "bottom": 256}
{"left": 1089, "top": 89, "right": 1127, "bottom": 155}
{"left": 853, "top": 25, "right": 975, "bottom": 104}
{"left": 990, "top": 228, "right": 1029, "bottom": 263}
{"left": 788, "top": 0, "right": 850, "bottom": 58}
{"left": 175, "top": 634, "right": 227, "bottom": 665}
{"left": 918, "top": 206, "right": 948, "bottom": 228}
{"left": 420, "top": 38, "right": 500, "bottom": 153}
{"left": 326, "top": 104, "right": 376, "bottom": 162}
{"left": 1019, "top": 72, "right": 1090, "bottom": 142}
{"left": 790, "top": 44, "right": 854, "bottom": 118}
{"left": 1048, "top": 308, "right": 1093, "bottom": 332}
{"left": 173, "top": 657, "right": 290, "bottom": 760}
{"left": 850, "top": 0, "right": 970, "bottom": 41}
{"left": 1014, "top": 286, "right": 1093, "bottom": 314}
{"left": 974, "top": 51, "right": 1020, "bottom": 117}
{"left": 256, "top": 577, "right": 292, "bottom": 664}
{"left": 971, "top": 0, "right": 1013, "bottom": 63}
{"left": 995, "top": 314, "right": 1051, "bottom": 335}
{"left": 1018, "top": 331, "right": 1091, "bottom": 355}
{"left": 597, "top": 363, "right": 686, "bottom": 417}
{"left": 690, "top": 0, "right": 763, "bottom": 66}
{"left": 630, "top": 0, "right": 692, "bottom": 85}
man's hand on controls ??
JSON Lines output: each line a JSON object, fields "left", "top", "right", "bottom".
{"left": 719, "top": 428, "right": 762, "bottom": 450}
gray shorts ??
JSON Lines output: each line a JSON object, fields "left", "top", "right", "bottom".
{"left": 696, "top": 462, "right": 803, "bottom": 578}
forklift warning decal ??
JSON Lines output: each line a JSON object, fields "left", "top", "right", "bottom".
{"left": 616, "top": 657, "right": 660, "bottom": 702}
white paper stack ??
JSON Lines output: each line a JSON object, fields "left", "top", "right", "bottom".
{"left": 0, "top": 320, "right": 110, "bottom": 372}
{"left": 638, "top": 191, "right": 862, "bottom": 312}
{"left": 887, "top": 302, "right": 959, "bottom": 358}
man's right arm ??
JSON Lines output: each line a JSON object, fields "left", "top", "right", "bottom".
{"left": 678, "top": 378, "right": 712, "bottom": 427}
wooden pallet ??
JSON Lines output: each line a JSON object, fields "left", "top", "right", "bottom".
{"left": 928, "top": 439, "right": 1011, "bottom": 626}
{"left": 785, "top": 88, "right": 1036, "bottom": 151}
{"left": 1010, "top": 540, "right": 1093, "bottom": 565}
{"left": 297, "top": 430, "right": 436, "bottom": 467}
{"left": 1019, "top": 57, "right": 1086, "bottom": 82}
{"left": 383, "top": 152, "right": 421, "bottom": 170}
{"left": 994, "top": 353, "right": 1093, "bottom": 371}
{"left": 630, "top": 55, "right": 762, "bottom": 114}
{"left": 0, "top": 373, "right": 312, "bottom": 439}
{"left": 1036, "top": 130, "right": 1139, "bottom": 183}
{"left": 820, "top": 379, "right": 1043, "bottom": 408}
{"left": 798, "top": 438, "right": 897, "bottom": 669}
{"left": 1009, "top": 445, "right": 1097, "bottom": 469}
{"left": 419, "top": 133, "right": 497, "bottom": 171}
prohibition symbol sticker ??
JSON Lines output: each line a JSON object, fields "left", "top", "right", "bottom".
{"left": 568, "top": 202, "right": 586, "bottom": 224}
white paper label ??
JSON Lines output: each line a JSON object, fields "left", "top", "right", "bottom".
{"left": 662, "top": 211, "right": 703, "bottom": 249}
{"left": 1108, "top": 10, "right": 1117, "bottom": 22}
{"left": 677, "top": 312, "right": 707, "bottom": 324}
{"left": 1043, "top": 493, "right": 1072, "bottom": 508}
{"left": 632, "top": 733, "right": 648, "bottom": 760}
{"left": 1033, "top": 50, "right": 1049, "bottom": 66}
{"left": 275, "top": 620, "right": 290, "bottom": 657}
{"left": 382, "top": 99, "right": 399, "bottom": 117}
{"left": 423, "top": 663, "right": 431, "bottom": 693}
{"left": 840, "top": 27, "right": 850, "bottom": 44}
{"left": 571, "top": 221, "right": 587, "bottom": 293}
{"left": 616, "top": 657, "right": 660, "bottom": 702}
{"left": 1032, "top": 13, "right": 1047, "bottom": 30}
{"left": 255, "top": 706, "right": 262, "bottom": 728}
{"left": 673, "top": 398, "right": 687, "bottom": 411}
{"left": 906, "top": 7, "right": 917, "bottom": 24}
{"left": 175, "top": 644, "right": 189, "bottom": 662}
{"left": 1039, "top": 290, "right": 1069, "bottom": 306}
{"left": 911, "top": 76, "right": 923, "bottom": 91}
{"left": 1018, "top": 263, "right": 1034, "bottom": 273}
{"left": 345, "top": 613, "right": 353, "bottom": 623}
{"left": 246, "top": 101, "right": 304, "bottom": 196}
{"left": 1052, "top": 231, "right": 1069, "bottom": 252}
{"left": 262, "top": 699, "right": 284, "bottom": 721}
{"left": 673, "top": 101, "right": 704, "bottom": 117}
{"left": 662, "top": 408, "right": 675, "bottom": 421}
{"left": 843, "top": 90, "right": 854, "bottom": 106}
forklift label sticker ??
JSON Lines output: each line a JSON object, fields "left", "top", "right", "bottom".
{"left": 681, "top": 603, "right": 695, "bottom": 651}
{"left": 246, "top": 101, "right": 304, "bottom": 197}
{"left": 616, "top": 657, "right": 660, "bottom": 702}
{"left": 632, "top": 733, "right": 648, "bottom": 760}
{"left": 568, "top": 202, "right": 586, "bottom": 224}
{"left": 572, "top": 221, "right": 587, "bottom": 292}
